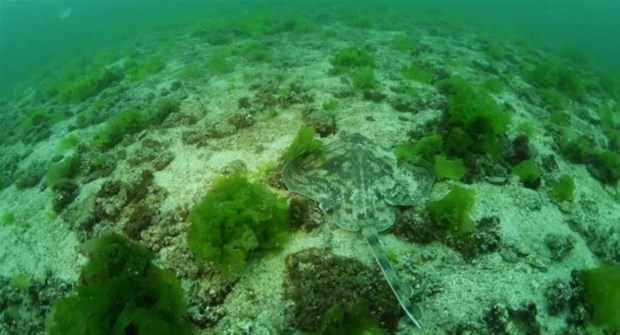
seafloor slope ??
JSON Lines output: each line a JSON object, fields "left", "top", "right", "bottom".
{"left": 0, "top": 13, "right": 619, "bottom": 335}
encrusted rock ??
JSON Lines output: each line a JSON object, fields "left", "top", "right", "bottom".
{"left": 302, "top": 108, "right": 337, "bottom": 137}
{"left": 288, "top": 195, "right": 323, "bottom": 231}
{"left": 544, "top": 233, "right": 576, "bottom": 262}
{"left": 545, "top": 279, "right": 573, "bottom": 315}
{"left": 284, "top": 248, "right": 402, "bottom": 333}
{"left": 228, "top": 110, "right": 255, "bottom": 130}
{"left": 483, "top": 302, "right": 541, "bottom": 335}
{"left": 52, "top": 179, "right": 80, "bottom": 213}
{"left": 205, "top": 121, "right": 237, "bottom": 139}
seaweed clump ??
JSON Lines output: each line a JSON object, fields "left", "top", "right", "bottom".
{"left": 281, "top": 126, "right": 325, "bottom": 165}
{"left": 46, "top": 232, "right": 193, "bottom": 335}
{"left": 187, "top": 174, "right": 289, "bottom": 277}
{"left": 428, "top": 186, "right": 476, "bottom": 236}
{"left": 511, "top": 159, "right": 542, "bottom": 189}
{"left": 437, "top": 77, "right": 510, "bottom": 163}
{"left": 318, "top": 301, "right": 385, "bottom": 335}
{"left": 549, "top": 175, "right": 575, "bottom": 203}
{"left": 581, "top": 264, "right": 620, "bottom": 330}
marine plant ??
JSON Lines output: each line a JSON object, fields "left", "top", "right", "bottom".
{"left": 394, "top": 133, "right": 443, "bottom": 165}
{"left": 75, "top": 97, "right": 117, "bottom": 129}
{"left": 151, "top": 98, "right": 180, "bottom": 125}
{"left": 428, "top": 186, "right": 476, "bottom": 236}
{"left": 319, "top": 301, "right": 385, "bottom": 335}
{"left": 483, "top": 42, "right": 506, "bottom": 61}
{"left": 401, "top": 64, "right": 433, "bottom": 84}
{"left": 1, "top": 212, "right": 16, "bottom": 226}
{"left": 433, "top": 155, "right": 467, "bottom": 180}
{"left": 187, "top": 174, "right": 289, "bottom": 276}
{"left": 527, "top": 62, "right": 586, "bottom": 102}
{"left": 235, "top": 41, "right": 272, "bottom": 63}
{"left": 549, "top": 110, "right": 571, "bottom": 127}
{"left": 581, "top": 264, "right": 620, "bottom": 330}
{"left": 393, "top": 143, "right": 418, "bottom": 164}
{"left": 93, "top": 109, "right": 147, "bottom": 150}
{"left": 559, "top": 135, "right": 595, "bottom": 164}
{"left": 45, "top": 153, "right": 81, "bottom": 187}
{"left": 281, "top": 126, "right": 325, "bottom": 165}
{"left": 177, "top": 64, "right": 205, "bottom": 81}
{"left": 550, "top": 175, "right": 575, "bottom": 203}
{"left": 126, "top": 56, "right": 166, "bottom": 82}
{"left": 351, "top": 67, "right": 378, "bottom": 91}
{"left": 512, "top": 159, "right": 542, "bottom": 189}
{"left": 437, "top": 77, "right": 510, "bottom": 160}
{"left": 330, "top": 47, "right": 376, "bottom": 75}
{"left": 390, "top": 33, "right": 418, "bottom": 53}
{"left": 58, "top": 134, "right": 80, "bottom": 152}
{"left": 46, "top": 232, "right": 193, "bottom": 335}
{"left": 322, "top": 99, "right": 340, "bottom": 112}
{"left": 589, "top": 150, "right": 620, "bottom": 185}
{"left": 516, "top": 121, "right": 538, "bottom": 138}
{"left": 539, "top": 88, "right": 567, "bottom": 111}
{"left": 57, "top": 68, "right": 123, "bottom": 103}
{"left": 206, "top": 49, "right": 235, "bottom": 75}
{"left": 481, "top": 78, "right": 503, "bottom": 94}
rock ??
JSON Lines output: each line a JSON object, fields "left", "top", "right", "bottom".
{"left": 544, "top": 233, "right": 576, "bottom": 262}
{"left": 206, "top": 121, "right": 237, "bottom": 139}
{"left": 284, "top": 248, "right": 402, "bottom": 333}
{"left": 545, "top": 279, "right": 572, "bottom": 315}
{"left": 483, "top": 302, "right": 541, "bottom": 335}
{"left": 302, "top": 109, "right": 337, "bottom": 137}
{"left": 228, "top": 110, "right": 255, "bottom": 130}
{"left": 52, "top": 179, "right": 79, "bottom": 213}
{"left": 363, "top": 89, "right": 387, "bottom": 102}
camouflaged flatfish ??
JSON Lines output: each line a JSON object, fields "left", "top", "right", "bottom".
{"left": 282, "top": 132, "right": 433, "bottom": 328}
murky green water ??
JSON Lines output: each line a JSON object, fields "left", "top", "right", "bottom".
{"left": 1, "top": 1, "right": 619, "bottom": 334}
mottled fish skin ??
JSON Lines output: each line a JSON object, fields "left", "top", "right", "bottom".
{"left": 362, "top": 226, "right": 422, "bottom": 329}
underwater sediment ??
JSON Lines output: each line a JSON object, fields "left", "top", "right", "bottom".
{"left": 1, "top": 2, "right": 620, "bottom": 334}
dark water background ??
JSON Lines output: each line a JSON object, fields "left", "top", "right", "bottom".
{"left": 1, "top": 0, "right": 619, "bottom": 95}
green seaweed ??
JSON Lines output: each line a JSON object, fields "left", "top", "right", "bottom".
{"left": 437, "top": 77, "right": 510, "bottom": 160}
{"left": 59, "top": 134, "right": 80, "bottom": 152}
{"left": 56, "top": 68, "right": 123, "bottom": 103}
{"left": 187, "top": 174, "right": 289, "bottom": 277}
{"left": 401, "top": 64, "right": 433, "bottom": 84}
{"left": 428, "top": 186, "right": 476, "bottom": 236}
{"left": 390, "top": 34, "right": 418, "bottom": 53}
{"left": 330, "top": 47, "right": 376, "bottom": 75}
{"left": 433, "top": 155, "right": 467, "bottom": 180}
{"left": 589, "top": 150, "right": 620, "bottom": 185}
{"left": 206, "top": 49, "right": 235, "bottom": 74}
{"left": 93, "top": 109, "right": 148, "bottom": 150}
{"left": 151, "top": 98, "right": 180, "bottom": 125}
{"left": 581, "top": 264, "right": 620, "bottom": 330}
{"left": 46, "top": 233, "right": 193, "bottom": 335}
{"left": 45, "top": 153, "right": 81, "bottom": 187}
{"left": 1, "top": 212, "right": 16, "bottom": 226}
{"left": 127, "top": 56, "right": 166, "bottom": 82}
{"left": 281, "top": 126, "right": 325, "bottom": 165}
{"left": 512, "top": 159, "right": 542, "bottom": 189}
{"left": 319, "top": 301, "right": 385, "bottom": 335}
{"left": 394, "top": 133, "right": 443, "bottom": 165}
{"left": 550, "top": 175, "right": 575, "bottom": 202}
{"left": 351, "top": 67, "right": 378, "bottom": 91}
